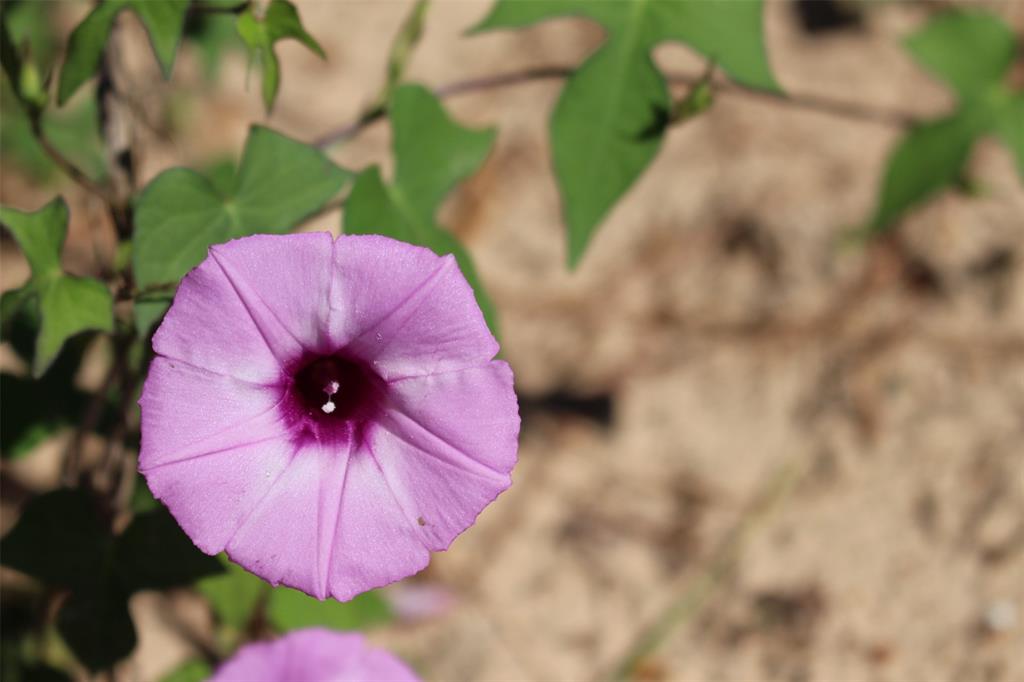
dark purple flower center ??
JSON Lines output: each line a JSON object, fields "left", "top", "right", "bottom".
{"left": 282, "top": 353, "right": 386, "bottom": 447}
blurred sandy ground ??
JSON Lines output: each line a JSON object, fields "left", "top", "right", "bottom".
{"left": 2, "top": 1, "right": 1024, "bottom": 681}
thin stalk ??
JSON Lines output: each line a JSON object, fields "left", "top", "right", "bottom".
{"left": 606, "top": 455, "right": 807, "bottom": 681}
{"left": 314, "top": 65, "right": 917, "bottom": 149}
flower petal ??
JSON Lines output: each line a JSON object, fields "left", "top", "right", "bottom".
{"left": 331, "top": 236, "right": 499, "bottom": 380}
{"left": 210, "top": 629, "right": 419, "bottom": 682}
{"left": 222, "top": 438, "right": 429, "bottom": 601}
{"left": 208, "top": 233, "right": 335, "bottom": 354}
{"left": 153, "top": 251, "right": 291, "bottom": 384}
{"left": 325, "top": 449, "right": 430, "bottom": 601}
{"left": 224, "top": 442, "right": 342, "bottom": 598}
{"left": 142, "top": 438, "right": 295, "bottom": 556}
{"left": 369, "top": 362, "right": 519, "bottom": 551}
{"left": 138, "top": 357, "right": 285, "bottom": 469}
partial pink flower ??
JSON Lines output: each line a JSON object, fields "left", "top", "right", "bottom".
{"left": 139, "top": 233, "right": 519, "bottom": 600}
{"left": 210, "top": 628, "right": 419, "bottom": 682}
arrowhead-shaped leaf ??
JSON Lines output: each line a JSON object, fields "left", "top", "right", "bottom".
{"left": 236, "top": 0, "right": 325, "bottom": 112}
{"left": 475, "top": 0, "right": 778, "bottom": 265}
{"left": 0, "top": 199, "right": 114, "bottom": 376}
{"left": 904, "top": 10, "right": 1015, "bottom": 102}
{"left": 871, "top": 113, "right": 979, "bottom": 232}
{"left": 993, "top": 90, "right": 1024, "bottom": 178}
{"left": 0, "top": 198, "right": 65, "bottom": 276}
{"left": 868, "top": 10, "right": 1021, "bottom": 233}
{"left": 58, "top": 0, "right": 190, "bottom": 105}
{"left": 132, "top": 0, "right": 192, "bottom": 77}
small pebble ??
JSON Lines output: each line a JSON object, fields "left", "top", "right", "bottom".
{"left": 982, "top": 600, "right": 1018, "bottom": 633}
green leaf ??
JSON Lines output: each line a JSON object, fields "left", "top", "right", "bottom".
{"left": 1, "top": 10, "right": 47, "bottom": 113}
{"left": 0, "top": 489, "right": 111, "bottom": 588}
{"left": 863, "top": 10, "right": 1021, "bottom": 234}
{"left": 133, "top": 125, "right": 350, "bottom": 333}
{"left": 57, "top": 1, "right": 123, "bottom": 105}
{"left": 130, "top": 475, "right": 160, "bottom": 513}
{"left": 187, "top": 8, "right": 243, "bottom": 82}
{"left": 993, "top": 90, "right": 1024, "bottom": 179}
{"left": 553, "top": 42, "right": 668, "bottom": 267}
{"left": 197, "top": 554, "right": 269, "bottom": 630}
{"left": 870, "top": 113, "right": 979, "bottom": 232}
{"left": 58, "top": 0, "right": 190, "bottom": 105}
{"left": 3, "top": 0, "right": 60, "bottom": 75}
{"left": 0, "top": 295, "right": 99, "bottom": 461}
{"left": 0, "top": 198, "right": 66, "bottom": 276}
{"left": 380, "top": 0, "right": 429, "bottom": 105}
{"left": 1, "top": 79, "right": 107, "bottom": 185}
{"left": 56, "top": 583, "right": 136, "bottom": 672}
{"left": 0, "top": 199, "right": 114, "bottom": 376}
{"left": 474, "top": 0, "right": 778, "bottom": 265}
{"left": 1, "top": 12, "right": 25, "bottom": 108}
{"left": 36, "top": 276, "right": 113, "bottom": 376}
{"left": 236, "top": 0, "right": 325, "bottom": 112}
{"left": 905, "top": 10, "right": 1015, "bottom": 101}
{"left": 344, "top": 84, "right": 499, "bottom": 336}
{"left": 267, "top": 586, "right": 391, "bottom": 632}
{"left": 132, "top": 0, "right": 191, "bottom": 77}
{"left": 113, "top": 507, "right": 223, "bottom": 593}
{"left": 160, "top": 660, "right": 212, "bottom": 682}
{"left": 474, "top": 0, "right": 778, "bottom": 92}
{"left": 40, "top": 93, "right": 108, "bottom": 181}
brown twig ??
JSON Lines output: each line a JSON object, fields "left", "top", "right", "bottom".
{"left": 97, "top": 22, "right": 136, "bottom": 239}
{"left": 98, "top": 348, "right": 141, "bottom": 513}
{"left": 314, "top": 65, "right": 917, "bottom": 149}
{"left": 702, "top": 76, "right": 917, "bottom": 128}
{"left": 63, "top": 348, "right": 124, "bottom": 487}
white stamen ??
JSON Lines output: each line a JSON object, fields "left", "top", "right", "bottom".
{"left": 320, "top": 379, "right": 340, "bottom": 414}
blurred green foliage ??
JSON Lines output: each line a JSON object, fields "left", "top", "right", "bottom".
{"left": 58, "top": 0, "right": 188, "bottom": 104}
{"left": 475, "top": 0, "right": 778, "bottom": 266}
{"left": 160, "top": 659, "right": 212, "bottom": 682}
{"left": 197, "top": 554, "right": 269, "bottom": 632}
{"left": 0, "top": 199, "right": 113, "bottom": 376}
{"left": 871, "top": 10, "right": 1023, "bottom": 232}
{"left": 0, "top": 80, "right": 108, "bottom": 184}
{"left": 267, "top": 586, "right": 392, "bottom": 632}
{"left": 0, "top": 490, "right": 222, "bottom": 670}
{"left": 236, "top": 0, "right": 324, "bottom": 111}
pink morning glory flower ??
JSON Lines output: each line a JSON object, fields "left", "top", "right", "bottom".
{"left": 139, "top": 233, "right": 519, "bottom": 600}
{"left": 210, "top": 628, "right": 419, "bottom": 682}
